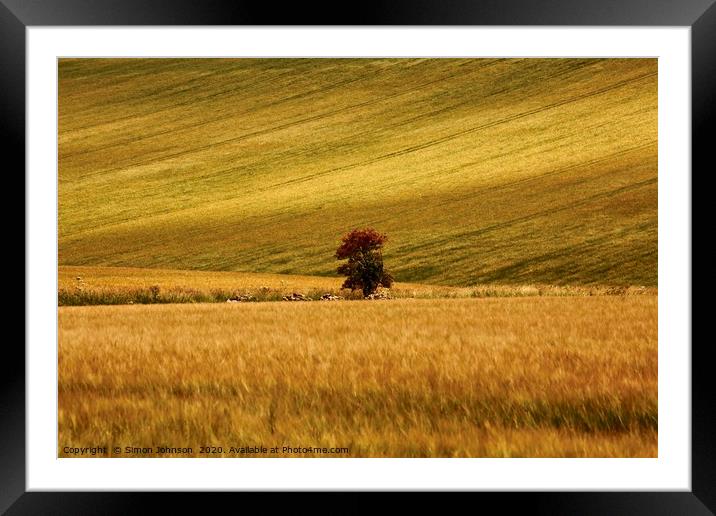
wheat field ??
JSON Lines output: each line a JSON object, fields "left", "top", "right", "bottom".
{"left": 57, "top": 58, "right": 659, "bottom": 459}
{"left": 58, "top": 296, "right": 657, "bottom": 457}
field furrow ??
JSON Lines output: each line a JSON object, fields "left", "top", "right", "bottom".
{"left": 58, "top": 58, "right": 657, "bottom": 287}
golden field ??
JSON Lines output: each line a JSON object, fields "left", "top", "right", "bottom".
{"left": 59, "top": 58, "right": 657, "bottom": 286}
{"left": 58, "top": 296, "right": 658, "bottom": 458}
{"left": 57, "top": 58, "right": 659, "bottom": 459}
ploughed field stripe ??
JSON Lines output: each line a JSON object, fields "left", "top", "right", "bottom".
{"left": 62, "top": 60, "right": 508, "bottom": 177}
{"left": 58, "top": 58, "right": 658, "bottom": 286}
{"left": 264, "top": 75, "right": 657, "bottom": 192}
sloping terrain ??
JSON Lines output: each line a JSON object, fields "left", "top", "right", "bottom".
{"left": 58, "top": 58, "right": 657, "bottom": 286}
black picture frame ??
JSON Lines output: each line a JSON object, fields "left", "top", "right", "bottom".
{"left": 4, "top": 0, "right": 712, "bottom": 513}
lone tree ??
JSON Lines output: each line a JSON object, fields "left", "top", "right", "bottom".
{"left": 335, "top": 228, "right": 394, "bottom": 297}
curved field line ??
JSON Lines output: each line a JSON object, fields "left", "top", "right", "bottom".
{"left": 66, "top": 60, "right": 505, "bottom": 178}
{"left": 60, "top": 146, "right": 656, "bottom": 242}
{"left": 434, "top": 142, "right": 656, "bottom": 204}
{"left": 398, "top": 177, "right": 657, "bottom": 255}
{"left": 263, "top": 72, "right": 657, "bottom": 191}
{"left": 60, "top": 61, "right": 260, "bottom": 120}
{"left": 473, "top": 219, "right": 656, "bottom": 283}
{"left": 89, "top": 66, "right": 646, "bottom": 192}
{"left": 60, "top": 59, "right": 337, "bottom": 128}
{"left": 58, "top": 59, "right": 212, "bottom": 103}
{"left": 60, "top": 67, "right": 301, "bottom": 134}
{"left": 59, "top": 73, "right": 376, "bottom": 158}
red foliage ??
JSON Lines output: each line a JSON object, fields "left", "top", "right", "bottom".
{"left": 335, "top": 228, "right": 388, "bottom": 260}
{"left": 335, "top": 228, "right": 393, "bottom": 297}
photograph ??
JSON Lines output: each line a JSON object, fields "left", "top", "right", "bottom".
{"left": 57, "top": 57, "right": 658, "bottom": 459}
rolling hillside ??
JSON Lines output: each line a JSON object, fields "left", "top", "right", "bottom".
{"left": 58, "top": 58, "right": 657, "bottom": 286}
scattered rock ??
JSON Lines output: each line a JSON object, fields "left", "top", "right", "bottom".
{"left": 365, "top": 287, "right": 391, "bottom": 300}
{"left": 320, "top": 293, "right": 343, "bottom": 301}
{"left": 282, "top": 292, "right": 312, "bottom": 301}
{"left": 227, "top": 294, "right": 256, "bottom": 302}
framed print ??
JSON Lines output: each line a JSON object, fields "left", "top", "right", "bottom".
{"left": 5, "top": 0, "right": 712, "bottom": 512}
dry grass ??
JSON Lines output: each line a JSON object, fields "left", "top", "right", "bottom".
{"left": 58, "top": 265, "right": 657, "bottom": 305}
{"left": 58, "top": 296, "right": 657, "bottom": 457}
{"left": 58, "top": 58, "right": 657, "bottom": 286}
{"left": 57, "top": 58, "right": 659, "bottom": 458}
